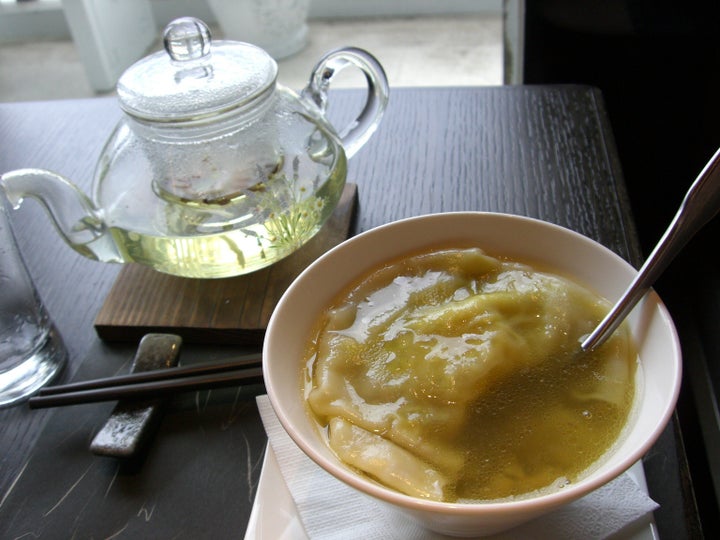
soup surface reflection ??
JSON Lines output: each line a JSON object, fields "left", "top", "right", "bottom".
{"left": 303, "top": 247, "right": 637, "bottom": 502}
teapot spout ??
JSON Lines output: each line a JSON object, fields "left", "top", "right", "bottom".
{"left": 0, "top": 168, "right": 123, "bottom": 263}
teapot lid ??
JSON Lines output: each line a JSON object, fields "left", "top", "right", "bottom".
{"left": 117, "top": 17, "right": 278, "bottom": 122}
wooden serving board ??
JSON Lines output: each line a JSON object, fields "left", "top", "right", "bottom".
{"left": 94, "top": 183, "right": 358, "bottom": 345}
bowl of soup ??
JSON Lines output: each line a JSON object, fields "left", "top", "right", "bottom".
{"left": 262, "top": 212, "right": 681, "bottom": 537}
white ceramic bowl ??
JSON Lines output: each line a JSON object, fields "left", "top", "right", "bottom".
{"left": 263, "top": 212, "right": 682, "bottom": 537}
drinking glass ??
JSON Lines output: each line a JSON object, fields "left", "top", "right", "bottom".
{"left": 0, "top": 196, "right": 67, "bottom": 407}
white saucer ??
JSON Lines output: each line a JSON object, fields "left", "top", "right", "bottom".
{"left": 244, "top": 445, "right": 658, "bottom": 539}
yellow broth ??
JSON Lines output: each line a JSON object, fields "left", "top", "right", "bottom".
{"left": 303, "top": 247, "right": 637, "bottom": 502}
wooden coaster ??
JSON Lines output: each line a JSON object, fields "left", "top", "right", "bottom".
{"left": 94, "top": 184, "right": 358, "bottom": 345}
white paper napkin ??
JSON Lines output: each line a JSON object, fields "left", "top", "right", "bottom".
{"left": 256, "top": 395, "right": 658, "bottom": 540}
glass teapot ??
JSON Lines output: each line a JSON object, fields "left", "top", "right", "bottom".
{"left": 0, "top": 17, "right": 389, "bottom": 278}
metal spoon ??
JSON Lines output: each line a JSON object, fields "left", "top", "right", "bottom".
{"left": 582, "top": 146, "right": 720, "bottom": 351}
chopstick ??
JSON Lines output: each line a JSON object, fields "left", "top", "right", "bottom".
{"left": 37, "top": 353, "right": 262, "bottom": 396}
{"left": 28, "top": 354, "right": 263, "bottom": 409}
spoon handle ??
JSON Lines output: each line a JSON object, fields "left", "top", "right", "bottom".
{"left": 582, "top": 146, "right": 720, "bottom": 351}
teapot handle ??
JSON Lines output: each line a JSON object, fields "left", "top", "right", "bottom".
{"left": 302, "top": 47, "right": 389, "bottom": 159}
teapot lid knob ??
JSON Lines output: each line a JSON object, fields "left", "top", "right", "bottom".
{"left": 163, "top": 17, "right": 212, "bottom": 62}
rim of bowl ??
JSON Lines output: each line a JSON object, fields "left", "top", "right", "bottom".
{"left": 263, "top": 211, "right": 682, "bottom": 516}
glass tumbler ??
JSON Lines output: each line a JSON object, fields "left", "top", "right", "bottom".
{"left": 0, "top": 196, "right": 67, "bottom": 407}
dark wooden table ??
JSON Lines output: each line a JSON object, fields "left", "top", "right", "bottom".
{"left": 0, "top": 86, "right": 701, "bottom": 538}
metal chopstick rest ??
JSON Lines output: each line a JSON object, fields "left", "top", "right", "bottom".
{"left": 89, "top": 333, "right": 182, "bottom": 458}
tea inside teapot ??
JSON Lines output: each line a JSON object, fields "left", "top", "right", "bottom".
{"left": 98, "top": 89, "right": 347, "bottom": 278}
